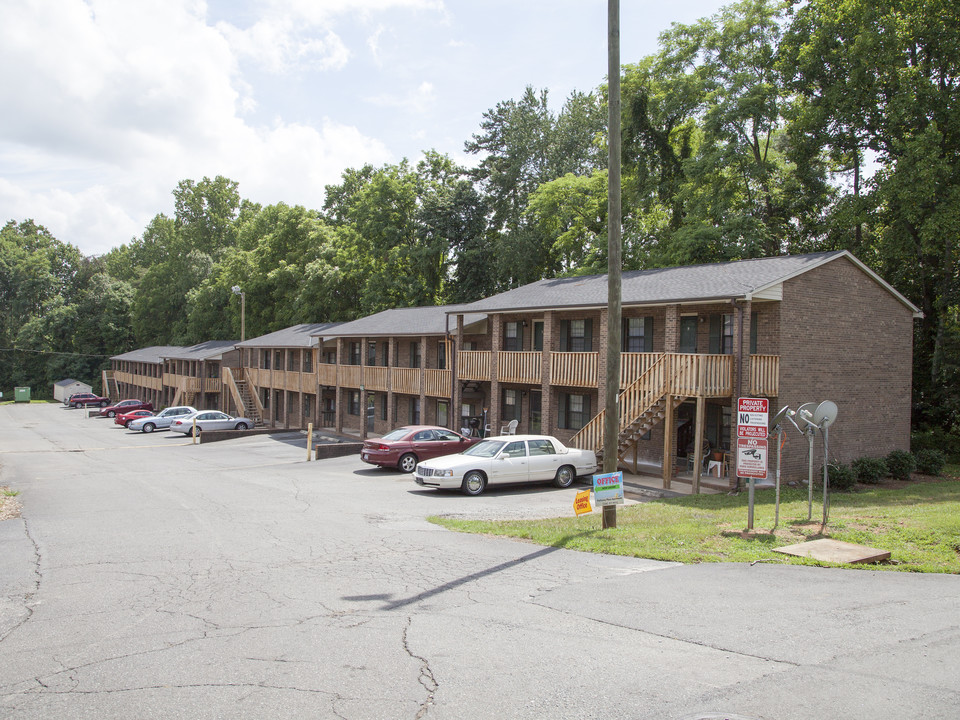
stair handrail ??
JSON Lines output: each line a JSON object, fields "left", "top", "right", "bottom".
{"left": 241, "top": 368, "right": 266, "bottom": 421}
{"left": 223, "top": 366, "right": 245, "bottom": 415}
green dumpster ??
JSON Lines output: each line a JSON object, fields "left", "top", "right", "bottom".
{"left": 14, "top": 387, "right": 31, "bottom": 403}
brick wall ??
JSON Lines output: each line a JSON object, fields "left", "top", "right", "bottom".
{"left": 777, "top": 256, "right": 914, "bottom": 480}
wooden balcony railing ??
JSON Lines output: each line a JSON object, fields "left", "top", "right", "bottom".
{"left": 339, "top": 365, "right": 362, "bottom": 388}
{"left": 497, "top": 351, "right": 541, "bottom": 384}
{"left": 551, "top": 352, "right": 597, "bottom": 387}
{"left": 669, "top": 353, "right": 732, "bottom": 397}
{"left": 364, "top": 366, "right": 389, "bottom": 392}
{"left": 749, "top": 354, "right": 780, "bottom": 397}
{"left": 114, "top": 370, "right": 162, "bottom": 391}
{"left": 457, "top": 351, "right": 491, "bottom": 381}
{"left": 425, "top": 369, "right": 451, "bottom": 398}
{"left": 392, "top": 367, "right": 421, "bottom": 395}
{"left": 317, "top": 363, "right": 337, "bottom": 386}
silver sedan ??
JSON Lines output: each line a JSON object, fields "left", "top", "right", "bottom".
{"left": 169, "top": 410, "right": 253, "bottom": 436}
{"left": 129, "top": 406, "right": 197, "bottom": 433}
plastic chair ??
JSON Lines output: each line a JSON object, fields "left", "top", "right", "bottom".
{"left": 500, "top": 419, "right": 518, "bottom": 435}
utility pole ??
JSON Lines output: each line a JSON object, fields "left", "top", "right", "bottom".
{"left": 602, "top": 0, "right": 622, "bottom": 530}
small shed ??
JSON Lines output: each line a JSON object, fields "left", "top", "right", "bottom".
{"left": 53, "top": 378, "right": 92, "bottom": 402}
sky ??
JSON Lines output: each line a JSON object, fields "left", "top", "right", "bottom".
{"left": 0, "top": 0, "right": 730, "bottom": 257}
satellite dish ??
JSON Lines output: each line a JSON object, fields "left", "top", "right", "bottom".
{"left": 813, "top": 400, "right": 838, "bottom": 428}
{"left": 769, "top": 406, "right": 790, "bottom": 431}
{"left": 795, "top": 402, "right": 818, "bottom": 429}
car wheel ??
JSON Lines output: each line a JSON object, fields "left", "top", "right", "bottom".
{"left": 107, "top": 410, "right": 116, "bottom": 418}
{"left": 235, "top": 422, "right": 249, "bottom": 430}
{"left": 553, "top": 465, "right": 576, "bottom": 488}
{"left": 99, "top": 400, "right": 108, "bottom": 407}
{"left": 398, "top": 453, "right": 418, "bottom": 473}
{"left": 142, "top": 423, "right": 155, "bottom": 433}
{"left": 73, "top": 403, "right": 81, "bottom": 409}
{"left": 190, "top": 426, "right": 200, "bottom": 437}
{"left": 461, "top": 470, "right": 486, "bottom": 496}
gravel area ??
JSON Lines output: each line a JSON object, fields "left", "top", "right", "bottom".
{"left": 0, "top": 486, "right": 22, "bottom": 521}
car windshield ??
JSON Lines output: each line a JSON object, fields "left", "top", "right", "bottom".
{"left": 462, "top": 440, "right": 506, "bottom": 458}
{"left": 381, "top": 428, "right": 411, "bottom": 441}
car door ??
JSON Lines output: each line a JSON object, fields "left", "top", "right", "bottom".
{"left": 410, "top": 429, "right": 437, "bottom": 459}
{"left": 433, "top": 429, "right": 468, "bottom": 459}
{"left": 490, "top": 440, "right": 529, "bottom": 486}
{"left": 526, "top": 438, "right": 563, "bottom": 480}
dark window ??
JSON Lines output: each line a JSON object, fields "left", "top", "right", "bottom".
{"left": 504, "top": 321, "right": 521, "bottom": 351}
{"left": 410, "top": 397, "right": 421, "bottom": 424}
{"left": 262, "top": 350, "right": 271, "bottom": 370}
{"left": 380, "top": 394, "right": 387, "bottom": 421}
{"left": 438, "top": 342, "right": 447, "bottom": 370}
{"left": 348, "top": 391, "right": 361, "bottom": 415}
{"left": 410, "top": 341, "right": 421, "bottom": 368}
{"left": 750, "top": 311, "right": 758, "bottom": 355}
{"left": 367, "top": 341, "right": 376, "bottom": 366}
{"left": 709, "top": 314, "right": 734, "bottom": 354}
{"left": 381, "top": 342, "right": 390, "bottom": 366}
{"left": 302, "top": 351, "right": 312, "bottom": 373}
{"left": 533, "top": 321, "right": 544, "bottom": 351}
{"left": 559, "top": 318, "right": 593, "bottom": 352}
{"left": 349, "top": 342, "right": 362, "bottom": 366}
{"left": 437, "top": 400, "right": 449, "bottom": 427}
{"left": 559, "top": 393, "right": 591, "bottom": 430}
{"left": 623, "top": 316, "right": 653, "bottom": 352}
{"left": 502, "top": 388, "right": 519, "bottom": 422}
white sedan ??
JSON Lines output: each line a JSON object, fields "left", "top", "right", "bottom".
{"left": 170, "top": 410, "right": 253, "bottom": 436}
{"left": 413, "top": 434, "right": 597, "bottom": 496}
{"left": 129, "top": 406, "right": 197, "bottom": 433}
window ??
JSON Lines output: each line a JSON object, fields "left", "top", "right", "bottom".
{"left": 462, "top": 341, "right": 477, "bottom": 351}
{"left": 303, "top": 394, "right": 313, "bottom": 418}
{"left": 679, "top": 316, "right": 698, "bottom": 353}
{"left": 302, "top": 351, "right": 313, "bottom": 373}
{"left": 709, "top": 314, "right": 734, "bottom": 354}
{"left": 559, "top": 393, "right": 591, "bottom": 430}
{"left": 324, "top": 350, "right": 337, "bottom": 365}
{"left": 623, "top": 317, "right": 653, "bottom": 352}
{"left": 750, "top": 311, "right": 758, "bottom": 355}
{"left": 348, "top": 391, "right": 361, "bottom": 415}
{"left": 381, "top": 342, "right": 390, "bottom": 366}
{"left": 262, "top": 350, "right": 271, "bottom": 370}
{"left": 560, "top": 319, "right": 593, "bottom": 352}
{"left": 409, "top": 397, "right": 421, "bottom": 424}
{"left": 367, "top": 341, "right": 376, "bottom": 366}
{"left": 503, "top": 321, "right": 521, "bottom": 351}
{"left": 410, "top": 341, "right": 421, "bottom": 368}
{"left": 502, "top": 441, "right": 527, "bottom": 458}
{"left": 502, "top": 388, "right": 519, "bottom": 422}
{"left": 528, "top": 438, "right": 556, "bottom": 455}
{"left": 437, "top": 400, "right": 449, "bottom": 427}
{"left": 349, "top": 342, "right": 362, "bottom": 366}
{"left": 438, "top": 342, "right": 447, "bottom": 370}
{"left": 275, "top": 350, "right": 283, "bottom": 369}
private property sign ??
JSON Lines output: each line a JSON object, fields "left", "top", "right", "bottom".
{"left": 737, "top": 398, "right": 769, "bottom": 479}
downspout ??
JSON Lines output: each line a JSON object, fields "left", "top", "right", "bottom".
{"left": 732, "top": 298, "right": 744, "bottom": 401}
{"left": 446, "top": 312, "right": 456, "bottom": 425}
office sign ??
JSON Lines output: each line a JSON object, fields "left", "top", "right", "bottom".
{"left": 592, "top": 471, "right": 624, "bottom": 506}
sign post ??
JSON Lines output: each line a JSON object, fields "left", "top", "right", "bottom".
{"left": 737, "top": 398, "right": 769, "bottom": 530}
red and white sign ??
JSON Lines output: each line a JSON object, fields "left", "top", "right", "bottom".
{"left": 737, "top": 397, "right": 769, "bottom": 438}
{"left": 737, "top": 437, "right": 768, "bottom": 479}
{"left": 736, "top": 398, "right": 769, "bottom": 478}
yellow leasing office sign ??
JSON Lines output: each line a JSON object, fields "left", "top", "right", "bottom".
{"left": 573, "top": 489, "right": 592, "bottom": 516}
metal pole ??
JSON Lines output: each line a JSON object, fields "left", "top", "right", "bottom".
{"left": 240, "top": 292, "right": 246, "bottom": 343}
{"left": 822, "top": 425, "right": 830, "bottom": 528}
{"left": 602, "top": 0, "right": 622, "bottom": 531}
{"left": 774, "top": 429, "right": 781, "bottom": 530}
{"left": 747, "top": 477, "right": 755, "bottom": 530}
{"left": 807, "top": 429, "right": 814, "bottom": 521}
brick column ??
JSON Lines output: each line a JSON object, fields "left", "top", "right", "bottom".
{"left": 453, "top": 314, "right": 464, "bottom": 427}
{"left": 335, "top": 338, "right": 344, "bottom": 434}
{"left": 664, "top": 304, "right": 680, "bottom": 352}
{"left": 541, "top": 311, "right": 554, "bottom": 435}
{"left": 489, "top": 314, "right": 501, "bottom": 434}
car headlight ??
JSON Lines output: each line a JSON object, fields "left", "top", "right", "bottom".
{"left": 438, "top": 469, "right": 454, "bottom": 477}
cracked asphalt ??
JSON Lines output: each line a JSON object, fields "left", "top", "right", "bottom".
{"left": 1, "top": 404, "right": 958, "bottom": 719}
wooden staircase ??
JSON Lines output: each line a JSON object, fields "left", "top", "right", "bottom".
{"left": 102, "top": 369, "right": 120, "bottom": 400}
{"left": 569, "top": 354, "right": 699, "bottom": 464}
{"left": 223, "top": 367, "right": 264, "bottom": 426}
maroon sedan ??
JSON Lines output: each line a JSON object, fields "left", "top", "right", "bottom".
{"left": 361, "top": 426, "right": 478, "bottom": 473}
{"left": 115, "top": 409, "right": 154, "bottom": 427}
{"left": 100, "top": 399, "right": 154, "bottom": 418}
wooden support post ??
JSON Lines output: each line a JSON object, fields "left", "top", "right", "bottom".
{"left": 306, "top": 422, "right": 313, "bottom": 461}
{"left": 693, "top": 395, "right": 706, "bottom": 494}
{"left": 663, "top": 395, "right": 674, "bottom": 489}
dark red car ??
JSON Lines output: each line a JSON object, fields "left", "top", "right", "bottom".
{"left": 69, "top": 393, "right": 110, "bottom": 408}
{"left": 115, "top": 409, "right": 154, "bottom": 427}
{"left": 100, "top": 399, "right": 154, "bottom": 418}
{"left": 361, "top": 426, "right": 478, "bottom": 473}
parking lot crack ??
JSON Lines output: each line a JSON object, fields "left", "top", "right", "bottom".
{"left": 402, "top": 616, "right": 437, "bottom": 719}
{"left": 0, "top": 516, "right": 43, "bottom": 644}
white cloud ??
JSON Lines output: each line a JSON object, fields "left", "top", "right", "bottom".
{"left": 0, "top": 0, "right": 405, "bottom": 255}
{"left": 366, "top": 81, "right": 436, "bottom": 114}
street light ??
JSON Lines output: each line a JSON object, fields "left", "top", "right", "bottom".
{"left": 231, "top": 285, "right": 245, "bottom": 342}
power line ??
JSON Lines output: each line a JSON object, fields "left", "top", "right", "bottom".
{"left": 0, "top": 347, "right": 113, "bottom": 359}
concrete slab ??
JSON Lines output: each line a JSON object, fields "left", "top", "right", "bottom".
{"left": 773, "top": 538, "right": 891, "bottom": 564}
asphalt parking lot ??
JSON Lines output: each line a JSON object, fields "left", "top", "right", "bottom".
{"left": 1, "top": 403, "right": 958, "bottom": 719}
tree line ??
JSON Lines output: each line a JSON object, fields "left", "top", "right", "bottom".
{"left": 2, "top": 0, "right": 958, "bottom": 446}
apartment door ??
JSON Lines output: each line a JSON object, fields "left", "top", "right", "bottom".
{"left": 679, "top": 316, "right": 698, "bottom": 353}
{"left": 529, "top": 391, "right": 542, "bottom": 434}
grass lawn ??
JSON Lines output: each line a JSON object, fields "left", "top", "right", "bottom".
{"left": 430, "top": 478, "right": 960, "bottom": 573}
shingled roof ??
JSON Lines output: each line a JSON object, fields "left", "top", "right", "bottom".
{"left": 236, "top": 323, "right": 343, "bottom": 349}
{"left": 111, "top": 346, "right": 186, "bottom": 364}
{"left": 317, "top": 306, "right": 486, "bottom": 338}
{"left": 161, "top": 340, "right": 239, "bottom": 361}
{"left": 445, "top": 251, "right": 920, "bottom": 315}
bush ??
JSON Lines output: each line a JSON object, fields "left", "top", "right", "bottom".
{"left": 851, "top": 456, "right": 888, "bottom": 484}
{"left": 911, "top": 427, "right": 960, "bottom": 462}
{"left": 914, "top": 448, "right": 946, "bottom": 476}
{"left": 885, "top": 450, "right": 916, "bottom": 481}
{"left": 827, "top": 462, "right": 857, "bottom": 492}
